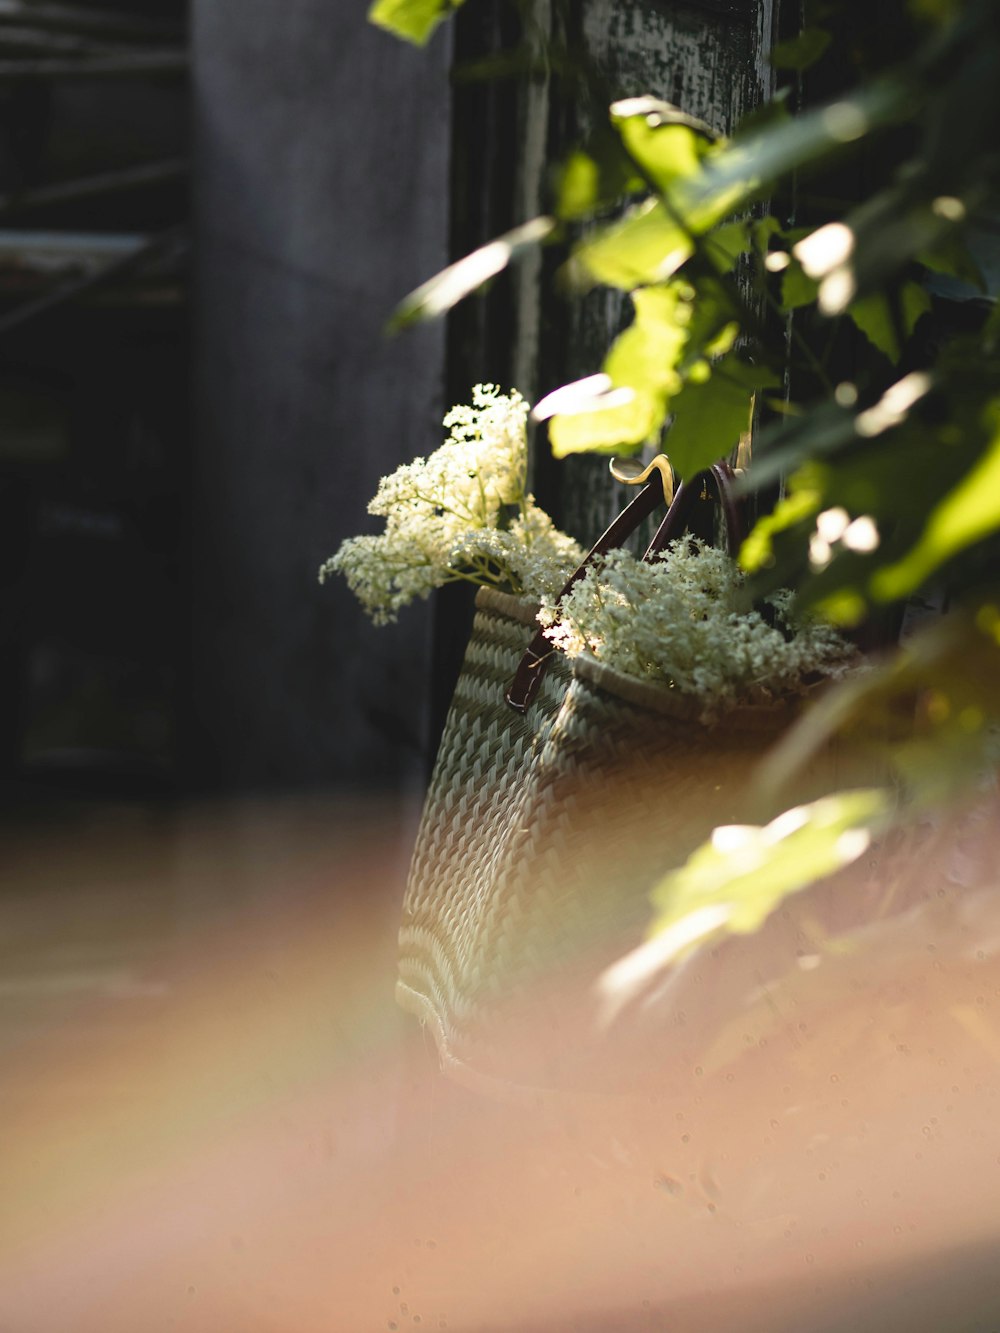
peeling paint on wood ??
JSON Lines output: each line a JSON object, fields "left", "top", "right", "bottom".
{"left": 520, "top": 0, "right": 780, "bottom": 545}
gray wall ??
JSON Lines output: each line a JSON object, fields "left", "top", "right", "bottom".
{"left": 192, "top": 2, "right": 451, "bottom": 792}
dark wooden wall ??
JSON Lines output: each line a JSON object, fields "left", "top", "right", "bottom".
{"left": 191, "top": 2, "right": 452, "bottom": 795}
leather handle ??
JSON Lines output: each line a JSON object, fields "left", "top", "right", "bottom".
{"left": 505, "top": 471, "right": 669, "bottom": 714}
{"left": 505, "top": 461, "right": 744, "bottom": 715}
{"left": 643, "top": 461, "right": 743, "bottom": 558}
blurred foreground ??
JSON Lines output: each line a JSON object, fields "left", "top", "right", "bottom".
{"left": 1, "top": 791, "right": 1000, "bottom": 1331}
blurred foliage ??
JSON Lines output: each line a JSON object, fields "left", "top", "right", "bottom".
{"left": 644, "top": 789, "right": 890, "bottom": 963}
{"left": 368, "top": 0, "right": 466, "bottom": 45}
{"left": 372, "top": 0, "right": 1000, "bottom": 957}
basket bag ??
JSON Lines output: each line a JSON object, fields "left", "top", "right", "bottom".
{"left": 397, "top": 465, "right": 852, "bottom": 1095}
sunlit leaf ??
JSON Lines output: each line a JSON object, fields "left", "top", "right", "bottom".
{"left": 554, "top": 141, "right": 645, "bottom": 222}
{"left": 610, "top": 101, "right": 718, "bottom": 205}
{"left": 666, "top": 356, "right": 778, "bottom": 480}
{"left": 740, "top": 476, "right": 824, "bottom": 573}
{"left": 871, "top": 400, "right": 1000, "bottom": 598}
{"left": 610, "top": 97, "right": 719, "bottom": 143}
{"left": 556, "top": 150, "right": 602, "bottom": 221}
{"left": 568, "top": 199, "right": 691, "bottom": 290}
{"left": 549, "top": 391, "right": 655, "bottom": 458}
{"left": 388, "top": 216, "right": 556, "bottom": 330}
{"left": 368, "top": 0, "right": 461, "bottom": 45}
{"left": 533, "top": 374, "right": 618, "bottom": 421}
{"left": 703, "top": 220, "right": 751, "bottom": 273}
{"left": 606, "top": 286, "right": 689, "bottom": 390}
{"left": 548, "top": 285, "right": 693, "bottom": 456}
{"left": 652, "top": 789, "right": 889, "bottom": 937}
{"left": 599, "top": 790, "right": 891, "bottom": 1014}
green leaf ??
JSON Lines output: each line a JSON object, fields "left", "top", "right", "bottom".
{"left": 680, "top": 77, "right": 914, "bottom": 229}
{"left": 368, "top": 0, "right": 461, "bottom": 45}
{"left": 676, "top": 274, "right": 740, "bottom": 373}
{"left": 847, "top": 282, "right": 932, "bottom": 362}
{"left": 568, "top": 199, "right": 692, "bottom": 290}
{"left": 388, "top": 216, "right": 556, "bottom": 330}
{"left": 918, "top": 230, "right": 986, "bottom": 291}
{"left": 605, "top": 286, "right": 689, "bottom": 391}
{"left": 703, "top": 220, "right": 751, "bottom": 273}
{"left": 757, "top": 608, "right": 1000, "bottom": 807}
{"left": 740, "top": 476, "right": 824, "bottom": 573}
{"left": 610, "top": 96, "right": 719, "bottom": 146}
{"left": 548, "top": 285, "right": 693, "bottom": 456}
{"left": 554, "top": 139, "right": 645, "bottom": 222}
{"left": 871, "top": 400, "right": 1000, "bottom": 598}
{"left": 549, "top": 390, "right": 656, "bottom": 458}
{"left": 769, "top": 27, "right": 832, "bottom": 72}
{"left": 610, "top": 101, "right": 717, "bottom": 199}
{"left": 643, "top": 789, "right": 890, "bottom": 963}
{"left": 555, "top": 150, "right": 602, "bottom": 221}
{"left": 751, "top": 214, "right": 783, "bottom": 256}
{"left": 666, "top": 355, "right": 778, "bottom": 480}
{"left": 609, "top": 100, "right": 731, "bottom": 234}
{"left": 781, "top": 258, "right": 820, "bottom": 309}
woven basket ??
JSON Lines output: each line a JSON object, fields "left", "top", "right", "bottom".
{"left": 397, "top": 586, "right": 844, "bottom": 1095}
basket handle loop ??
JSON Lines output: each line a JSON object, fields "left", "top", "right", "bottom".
{"left": 644, "top": 460, "right": 743, "bottom": 558}
{"left": 505, "top": 459, "right": 743, "bottom": 715}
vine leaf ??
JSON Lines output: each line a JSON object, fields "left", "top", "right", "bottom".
{"left": 567, "top": 199, "right": 691, "bottom": 291}
{"left": 599, "top": 789, "right": 890, "bottom": 1019}
{"left": 872, "top": 402, "right": 1000, "bottom": 599}
{"left": 666, "top": 355, "right": 778, "bottom": 480}
{"left": 685, "top": 78, "right": 914, "bottom": 227}
{"left": 611, "top": 99, "right": 718, "bottom": 210}
{"left": 756, "top": 608, "right": 1000, "bottom": 807}
{"left": 546, "top": 388, "right": 655, "bottom": 459}
{"left": 388, "top": 216, "right": 556, "bottom": 331}
{"left": 846, "top": 283, "right": 932, "bottom": 362}
{"left": 546, "top": 285, "right": 692, "bottom": 456}
{"left": 555, "top": 140, "right": 645, "bottom": 222}
{"left": 368, "top": 0, "right": 462, "bottom": 45}
{"left": 769, "top": 27, "right": 832, "bottom": 72}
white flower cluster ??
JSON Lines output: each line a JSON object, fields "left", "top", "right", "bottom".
{"left": 320, "top": 385, "right": 585, "bottom": 624}
{"left": 538, "top": 541, "right": 853, "bottom": 713}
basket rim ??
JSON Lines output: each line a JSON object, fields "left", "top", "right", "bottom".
{"left": 474, "top": 585, "right": 801, "bottom": 728}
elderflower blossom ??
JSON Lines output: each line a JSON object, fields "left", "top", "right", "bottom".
{"left": 539, "top": 541, "right": 853, "bottom": 714}
{"left": 320, "top": 385, "right": 584, "bottom": 623}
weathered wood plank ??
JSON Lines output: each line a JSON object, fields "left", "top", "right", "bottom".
{"left": 524, "top": 0, "right": 778, "bottom": 544}
{"left": 0, "top": 159, "right": 188, "bottom": 218}
{"left": 0, "top": 51, "right": 187, "bottom": 80}
{"left": 0, "top": 1, "right": 182, "bottom": 43}
{"left": 0, "top": 23, "right": 117, "bottom": 55}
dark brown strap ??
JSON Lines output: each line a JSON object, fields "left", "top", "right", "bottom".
{"left": 505, "top": 470, "right": 669, "bottom": 714}
{"left": 643, "top": 461, "right": 743, "bottom": 558}
{"left": 505, "top": 461, "right": 743, "bottom": 714}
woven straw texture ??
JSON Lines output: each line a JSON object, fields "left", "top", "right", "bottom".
{"left": 397, "top": 587, "right": 839, "bottom": 1093}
